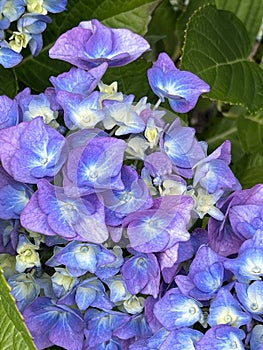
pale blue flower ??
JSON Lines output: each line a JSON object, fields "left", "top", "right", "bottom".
{"left": 147, "top": 52, "right": 210, "bottom": 113}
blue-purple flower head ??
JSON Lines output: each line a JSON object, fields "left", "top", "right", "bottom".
{"left": 49, "top": 19, "right": 150, "bottom": 69}
{"left": 195, "top": 325, "right": 245, "bottom": 350}
{"left": 63, "top": 134, "right": 126, "bottom": 197}
{"left": 123, "top": 195, "right": 193, "bottom": 253}
{"left": 0, "top": 117, "right": 67, "bottom": 184}
{"left": 17, "top": 13, "right": 52, "bottom": 56}
{"left": 50, "top": 63, "right": 108, "bottom": 95}
{"left": 23, "top": 297, "right": 85, "bottom": 350}
{"left": 0, "top": 43, "right": 23, "bottom": 68}
{"left": 0, "top": 95, "right": 19, "bottom": 129}
{"left": 26, "top": 0, "right": 67, "bottom": 14}
{"left": 0, "top": 167, "right": 32, "bottom": 219}
{"left": 147, "top": 52, "right": 210, "bottom": 113}
{"left": 154, "top": 288, "right": 203, "bottom": 330}
{"left": 208, "top": 184, "right": 263, "bottom": 256}
{"left": 21, "top": 179, "right": 109, "bottom": 243}
{"left": 175, "top": 245, "right": 226, "bottom": 301}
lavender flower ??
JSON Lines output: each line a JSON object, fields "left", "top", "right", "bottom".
{"left": 147, "top": 52, "right": 210, "bottom": 113}
{"left": 121, "top": 252, "right": 160, "bottom": 298}
{"left": 21, "top": 179, "right": 109, "bottom": 243}
{"left": 160, "top": 118, "right": 206, "bottom": 178}
{"left": 84, "top": 308, "right": 130, "bottom": 348}
{"left": 123, "top": 195, "right": 193, "bottom": 253}
{"left": 0, "top": 117, "right": 67, "bottom": 184}
{"left": 49, "top": 19, "right": 150, "bottom": 69}
{"left": 153, "top": 288, "right": 203, "bottom": 329}
{"left": 23, "top": 297, "right": 85, "bottom": 350}
{"left": 175, "top": 245, "right": 226, "bottom": 301}
{"left": 208, "top": 184, "right": 263, "bottom": 256}
{"left": 102, "top": 165, "right": 153, "bottom": 226}
{"left": 207, "top": 288, "right": 251, "bottom": 328}
{"left": 195, "top": 325, "right": 245, "bottom": 350}
{"left": 0, "top": 167, "right": 32, "bottom": 219}
{"left": 0, "top": 95, "right": 19, "bottom": 129}
{"left": 50, "top": 63, "right": 108, "bottom": 94}
{"left": 63, "top": 135, "right": 126, "bottom": 196}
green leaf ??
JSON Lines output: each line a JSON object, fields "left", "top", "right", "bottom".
{"left": 232, "top": 153, "right": 263, "bottom": 188}
{"left": 181, "top": 5, "right": 263, "bottom": 113}
{"left": 244, "top": 109, "right": 263, "bottom": 126}
{"left": 15, "top": 0, "right": 160, "bottom": 92}
{"left": 92, "top": 0, "right": 161, "bottom": 35}
{"left": 215, "top": 0, "right": 263, "bottom": 47}
{"left": 176, "top": 0, "right": 215, "bottom": 48}
{"left": 0, "top": 67, "right": 18, "bottom": 98}
{"left": 145, "top": 0, "right": 181, "bottom": 60}
{"left": 0, "top": 267, "right": 36, "bottom": 350}
{"left": 237, "top": 117, "right": 263, "bottom": 153}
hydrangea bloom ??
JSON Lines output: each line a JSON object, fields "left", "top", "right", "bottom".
{"left": 102, "top": 165, "right": 153, "bottom": 226}
{"left": 207, "top": 288, "right": 251, "bottom": 328}
{"left": 235, "top": 281, "right": 263, "bottom": 318}
{"left": 175, "top": 245, "right": 226, "bottom": 300}
{"left": 49, "top": 19, "right": 150, "bottom": 69}
{"left": 195, "top": 325, "right": 245, "bottom": 350}
{"left": 193, "top": 141, "right": 241, "bottom": 194}
{"left": 84, "top": 308, "right": 130, "bottom": 348}
{"left": 50, "top": 63, "right": 108, "bottom": 94}
{"left": 1, "top": 17, "right": 262, "bottom": 350}
{"left": 160, "top": 118, "right": 206, "bottom": 177}
{"left": 8, "top": 272, "right": 40, "bottom": 312}
{"left": 63, "top": 135, "right": 126, "bottom": 196}
{"left": 0, "top": 95, "right": 19, "bottom": 129}
{"left": 63, "top": 277, "right": 114, "bottom": 311}
{"left": 47, "top": 241, "right": 116, "bottom": 277}
{"left": 130, "top": 327, "right": 203, "bottom": 350}
{"left": 123, "top": 195, "right": 193, "bottom": 253}
{"left": 16, "top": 89, "right": 59, "bottom": 125}
{"left": 26, "top": 0, "right": 67, "bottom": 14}
{"left": 250, "top": 325, "right": 263, "bottom": 350}
{"left": 0, "top": 0, "right": 67, "bottom": 67}
{"left": 121, "top": 251, "right": 160, "bottom": 298}
{"left": 0, "top": 117, "right": 67, "bottom": 184}
{"left": 57, "top": 91, "right": 105, "bottom": 130}
{"left": 23, "top": 297, "right": 85, "bottom": 350}
{"left": 153, "top": 288, "right": 203, "bottom": 329}
{"left": 224, "top": 230, "right": 263, "bottom": 283}
{"left": 0, "top": 43, "right": 23, "bottom": 67}
{"left": 0, "top": 167, "right": 32, "bottom": 219}
{"left": 21, "top": 179, "right": 109, "bottom": 242}
{"left": 147, "top": 52, "right": 210, "bottom": 113}
{"left": 208, "top": 184, "right": 263, "bottom": 256}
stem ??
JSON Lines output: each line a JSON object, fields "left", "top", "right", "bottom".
{"left": 153, "top": 98, "right": 162, "bottom": 110}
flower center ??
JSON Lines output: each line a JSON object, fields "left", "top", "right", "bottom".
{"left": 252, "top": 266, "right": 261, "bottom": 273}
{"left": 189, "top": 306, "right": 197, "bottom": 315}
{"left": 121, "top": 191, "right": 133, "bottom": 202}
{"left": 250, "top": 302, "right": 258, "bottom": 311}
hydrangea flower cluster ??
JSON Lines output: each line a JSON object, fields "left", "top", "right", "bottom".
{"left": 0, "top": 0, "right": 68, "bottom": 68}
{"left": 0, "top": 19, "right": 262, "bottom": 350}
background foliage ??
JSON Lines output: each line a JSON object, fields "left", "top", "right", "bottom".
{"left": 0, "top": 0, "right": 263, "bottom": 348}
